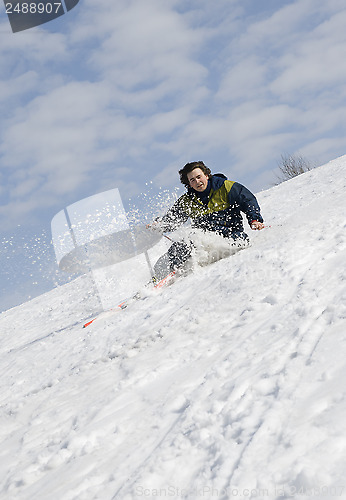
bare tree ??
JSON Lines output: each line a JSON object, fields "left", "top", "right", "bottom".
{"left": 274, "top": 154, "right": 314, "bottom": 184}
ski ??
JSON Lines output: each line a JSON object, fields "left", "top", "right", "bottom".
{"left": 82, "top": 271, "right": 176, "bottom": 328}
{"left": 151, "top": 270, "right": 177, "bottom": 289}
{"left": 82, "top": 297, "right": 133, "bottom": 328}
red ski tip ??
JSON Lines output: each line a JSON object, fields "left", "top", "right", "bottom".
{"left": 83, "top": 319, "right": 95, "bottom": 328}
{"left": 82, "top": 271, "right": 176, "bottom": 328}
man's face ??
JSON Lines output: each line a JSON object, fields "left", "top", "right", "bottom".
{"left": 187, "top": 168, "right": 209, "bottom": 192}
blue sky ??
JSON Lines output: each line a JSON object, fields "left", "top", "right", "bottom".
{"left": 1, "top": 0, "right": 346, "bottom": 311}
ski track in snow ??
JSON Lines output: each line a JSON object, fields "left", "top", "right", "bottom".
{"left": 0, "top": 157, "right": 346, "bottom": 500}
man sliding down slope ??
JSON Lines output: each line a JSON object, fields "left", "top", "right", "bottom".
{"left": 147, "top": 161, "right": 264, "bottom": 279}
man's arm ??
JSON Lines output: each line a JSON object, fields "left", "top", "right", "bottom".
{"left": 228, "top": 182, "right": 264, "bottom": 229}
{"left": 147, "top": 197, "right": 189, "bottom": 233}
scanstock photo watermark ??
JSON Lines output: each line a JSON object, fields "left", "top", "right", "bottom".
{"left": 3, "top": 0, "right": 79, "bottom": 32}
{"left": 135, "top": 484, "right": 345, "bottom": 498}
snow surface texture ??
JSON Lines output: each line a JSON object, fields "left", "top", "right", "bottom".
{"left": 0, "top": 157, "right": 346, "bottom": 500}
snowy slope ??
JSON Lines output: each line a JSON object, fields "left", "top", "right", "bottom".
{"left": 0, "top": 156, "right": 345, "bottom": 500}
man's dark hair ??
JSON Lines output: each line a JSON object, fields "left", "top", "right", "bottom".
{"left": 179, "top": 161, "right": 212, "bottom": 187}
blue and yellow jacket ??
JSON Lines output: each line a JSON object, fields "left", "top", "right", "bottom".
{"left": 158, "top": 174, "right": 263, "bottom": 235}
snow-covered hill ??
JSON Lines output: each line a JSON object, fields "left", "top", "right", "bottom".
{"left": 0, "top": 157, "right": 345, "bottom": 500}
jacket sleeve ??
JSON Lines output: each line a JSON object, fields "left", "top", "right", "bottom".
{"left": 154, "top": 197, "right": 189, "bottom": 232}
{"left": 228, "top": 182, "right": 264, "bottom": 226}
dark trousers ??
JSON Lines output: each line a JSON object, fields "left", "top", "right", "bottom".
{"left": 167, "top": 241, "right": 193, "bottom": 271}
{"left": 167, "top": 231, "right": 249, "bottom": 271}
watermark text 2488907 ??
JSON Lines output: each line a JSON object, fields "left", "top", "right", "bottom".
{"left": 6, "top": 2, "right": 63, "bottom": 14}
{"left": 4, "top": 0, "right": 80, "bottom": 33}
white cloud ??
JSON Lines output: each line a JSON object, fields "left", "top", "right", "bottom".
{"left": 216, "top": 57, "right": 267, "bottom": 103}
{"left": 0, "top": 26, "right": 69, "bottom": 68}
{"left": 270, "top": 10, "right": 346, "bottom": 96}
{"left": 0, "top": 71, "right": 39, "bottom": 105}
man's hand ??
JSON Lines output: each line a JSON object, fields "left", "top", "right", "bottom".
{"left": 251, "top": 220, "right": 265, "bottom": 230}
{"left": 146, "top": 220, "right": 161, "bottom": 230}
